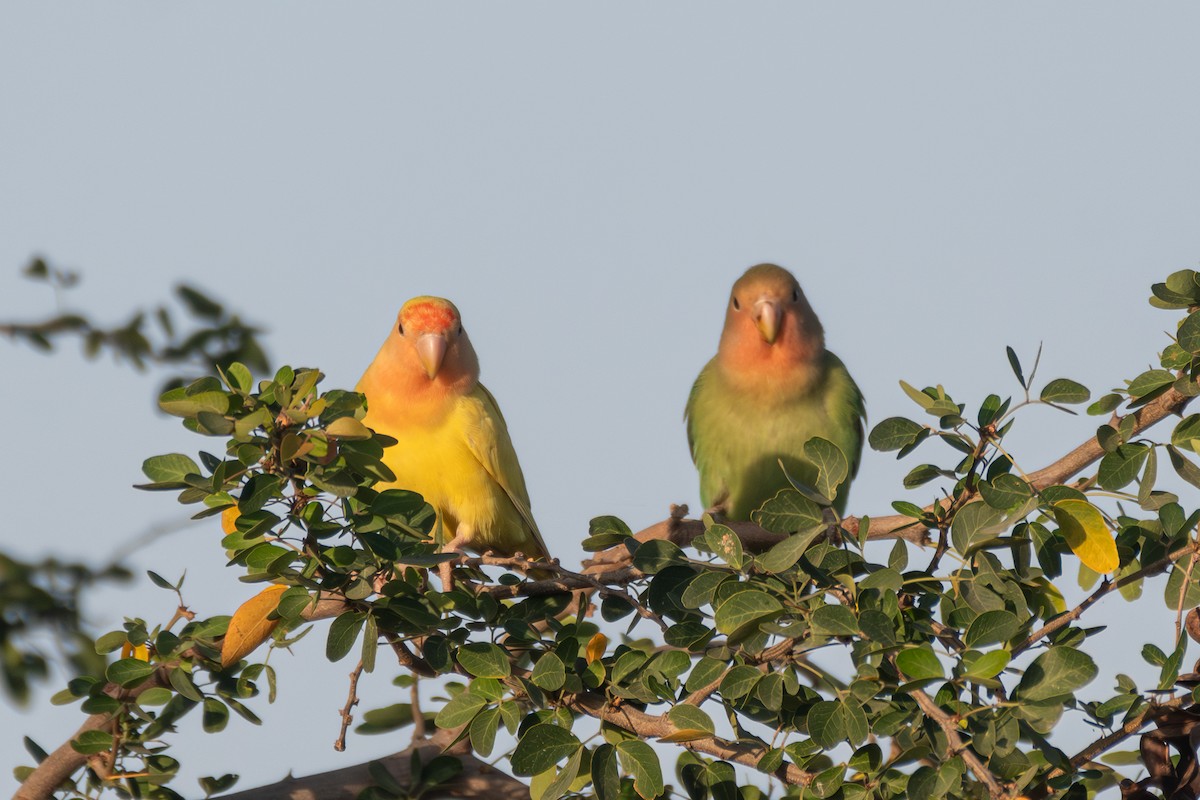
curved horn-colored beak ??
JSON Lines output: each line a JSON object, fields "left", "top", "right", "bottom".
{"left": 754, "top": 299, "right": 782, "bottom": 344}
{"left": 416, "top": 333, "right": 448, "bottom": 379}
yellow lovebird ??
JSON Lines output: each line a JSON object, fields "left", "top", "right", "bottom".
{"left": 356, "top": 296, "right": 548, "bottom": 587}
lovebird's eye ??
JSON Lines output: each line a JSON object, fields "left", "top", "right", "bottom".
{"left": 732, "top": 297, "right": 741, "bottom": 310}
{"left": 397, "top": 323, "right": 404, "bottom": 335}
{"left": 792, "top": 288, "right": 799, "bottom": 302}
{"left": 458, "top": 324, "right": 464, "bottom": 334}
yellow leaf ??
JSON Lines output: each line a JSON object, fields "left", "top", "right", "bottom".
{"left": 586, "top": 632, "right": 608, "bottom": 664}
{"left": 221, "top": 585, "right": 288, "bottom": 668}
{"left": 1052, "top": 499, "right": 1119, "bottom": 574}
{"left": 221, "top": 506, "right": 241, "bottom": 535}
{"left": 121, "top": 642, "right": 151, "bottom": 661}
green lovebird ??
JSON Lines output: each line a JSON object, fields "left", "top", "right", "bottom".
{"left": 685, "top": 264, "right": 866, "bottom": 519}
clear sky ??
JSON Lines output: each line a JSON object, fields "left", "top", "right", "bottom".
{"left": 3, "top": 4, "right": 1200, "bottom": 796}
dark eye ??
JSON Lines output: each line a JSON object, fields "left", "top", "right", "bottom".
{"left": 792, "top": 288, "right": 799, "bottom": 302}
{"left": 397, "top": 323, "right": 404, "bottom": 335}
{"left": 732, "top": 297, "right": 741, "bottom": 310}
{"left": 458, "top": 324, "right": 464, "bottom": 334}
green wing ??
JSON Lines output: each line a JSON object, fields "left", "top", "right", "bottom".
{"left": 463, "top": 383, "right": 549, "bottom": 559}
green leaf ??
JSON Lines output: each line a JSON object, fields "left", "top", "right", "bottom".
{"left": 963, "top": 650, "right": 1011, "bottom": 680}
{"left": 1173, "top": 415, "right": 1200, "bottom": 453}
{"left": 615, "top": 739, "right": 664, "bottom": 799}
{"left": 469, "top": 706, "right": 501, "bottom": 757}
{"left": 757, "top": 526, "right": 824, "bottom": 573}
{"left": 950, "top": 502, "right": 1006, "bottom": 554}
{"left": 720, "top": 665, "right": 762, "bottom": 699}
{"left": 1098, "top": 445, "right": 1149, "bottom": 491}
{"left": 1179, "top": 311, "right": 1200, "bottom": 354}
{"left": 326, "top": 416, "right": 373, "bottom": 440}
{"left": 1169, "top": 445, "right": 1200, "bottom": 490}
{"left": 356, "top": 703, "right": 415, "bottom": 735}
{"left": 531, "top": 653, "right": 567, "bottom": 692}
{"left": 1040, "top": 378, "right": 1090, "bottom": 404}
{"left": 895, "top": 646, "right": 944, "bottom": 681}
{"left": 71, "top": 730, "right": 115, "bottom": 755}
{"left": 632, "top": 539, "right": 685, "bottom": 573}
{"left": 326, "top": 612, "right": 365, "bottom": 662}
{"left": 978, "top": 474, "right": 1032, "bottom": 510}
{"left": 510, "top": 723, "right": 581, "bottom": 776}
{"left": 159, "top": 388, "right": 230, "bottom": 418}
{"left": 202, "top": 697, "right": 230, "bottom": 732}
{"left": 140, "top": 453, "right": 202, "bottom": 485}
{"left": 868, "top": 417, "right": 924, "bottom": 452}
{"left": 700, "top": 522, "right": 744, "bottom": 569}
{"left": 714, "top": 589, "right": 782, "bottom": 636}
{"left": 964, "top": 610, "right": 1020, "bottom": 648}
{"left": 811, "top": 604, "right": 859, "bottom": 636}
{"left": 808, "top": 699, "right": 868, "bottom": 748}
{"left": 751, "top": 489, "right": 825, "bottom": 535}
{"left": 1006, "top": 346, "right": 1026, "bottom": 388}
{"left": 667, "top": 704, "right": 715, "bottom": 736}
{"left": 434, "top": 691, "right": 486, "bottom": 729}
{"left": 591, "top": 744, "right": 621, "bottom": 800}
{"left": 456, "top": 643, "right": 511, "bottom": 678}
{"left": 534, "top": 745, "right": 583, "bottom": 800}
{"left": 1016, "top": 646, "right": 1098, "bottom": 701}
{"left": 106, "top": 658, "right": 156, "bottom": 688}
{"left": 1127, "top": 369, "right": 1175, "bottom": 399}
{"left": 805, "top": 437, "right": 849, "bottom": 500}
{"left": 1087, "top": 393, "right": 1123, "bottom": 416}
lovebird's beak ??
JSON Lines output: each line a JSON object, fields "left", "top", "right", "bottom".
{"left": 754, "top": 299, "right": 782, "bottom": 344}
{"left": 416, "top": 333, "right": 448, "bottom": 379}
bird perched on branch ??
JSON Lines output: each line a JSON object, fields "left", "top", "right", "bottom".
{"left": 356, "top": 296, "right": 548, "bottom": 588}
{"left": 685, "top": 264, "right": 865, "bottom": 519}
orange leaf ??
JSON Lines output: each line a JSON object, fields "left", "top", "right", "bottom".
{"left": 221, "top": 585, "right": 287, "bottom": 668}
{"left": 221, "top": 506, "right": 241, "bottom": 535}
{"left": 586, "top": 632, "right": 608, "bottom": 664}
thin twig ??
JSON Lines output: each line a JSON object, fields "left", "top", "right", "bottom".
{"left": 1012, "top": 539, "right": 1200, "bottom": 656}
{"left": 334, "top": 660, "right": 364, "bottom": 752}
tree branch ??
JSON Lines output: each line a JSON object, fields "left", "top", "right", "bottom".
{"left": 560, "top": 691, "right": 813, "bottom": 787}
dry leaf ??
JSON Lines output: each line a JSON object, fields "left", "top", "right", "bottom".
{"left": 221, "top": 506, "right": 241, "bottom": 535}
{"left": 586, "top": 632, "right": 608, "bottom": 664}
{"left": 221, "top": 584, "right": 287, "bottom": 667}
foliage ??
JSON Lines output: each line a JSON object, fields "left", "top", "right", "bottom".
{"left": 0, "top": 554, "right": 130, "bottom": 705}
{"left": 5, "top": 257, "right": 269, "bottom": 391}
{"left": 16, "top": 268, "right": 1200, "bottom": 800}
{"left": 1, "top": 258, "right": 270, "bottom": 706}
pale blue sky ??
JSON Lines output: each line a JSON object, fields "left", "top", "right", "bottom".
{"left": 3, "top": 4, "right": 1200, "bottom": 796}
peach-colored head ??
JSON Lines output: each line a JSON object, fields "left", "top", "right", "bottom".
{"left": 367, "top": 296, "right": 480, "bottom": 399}
{"left": 716, "top": 264, "right": 825, "bottom": 389}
